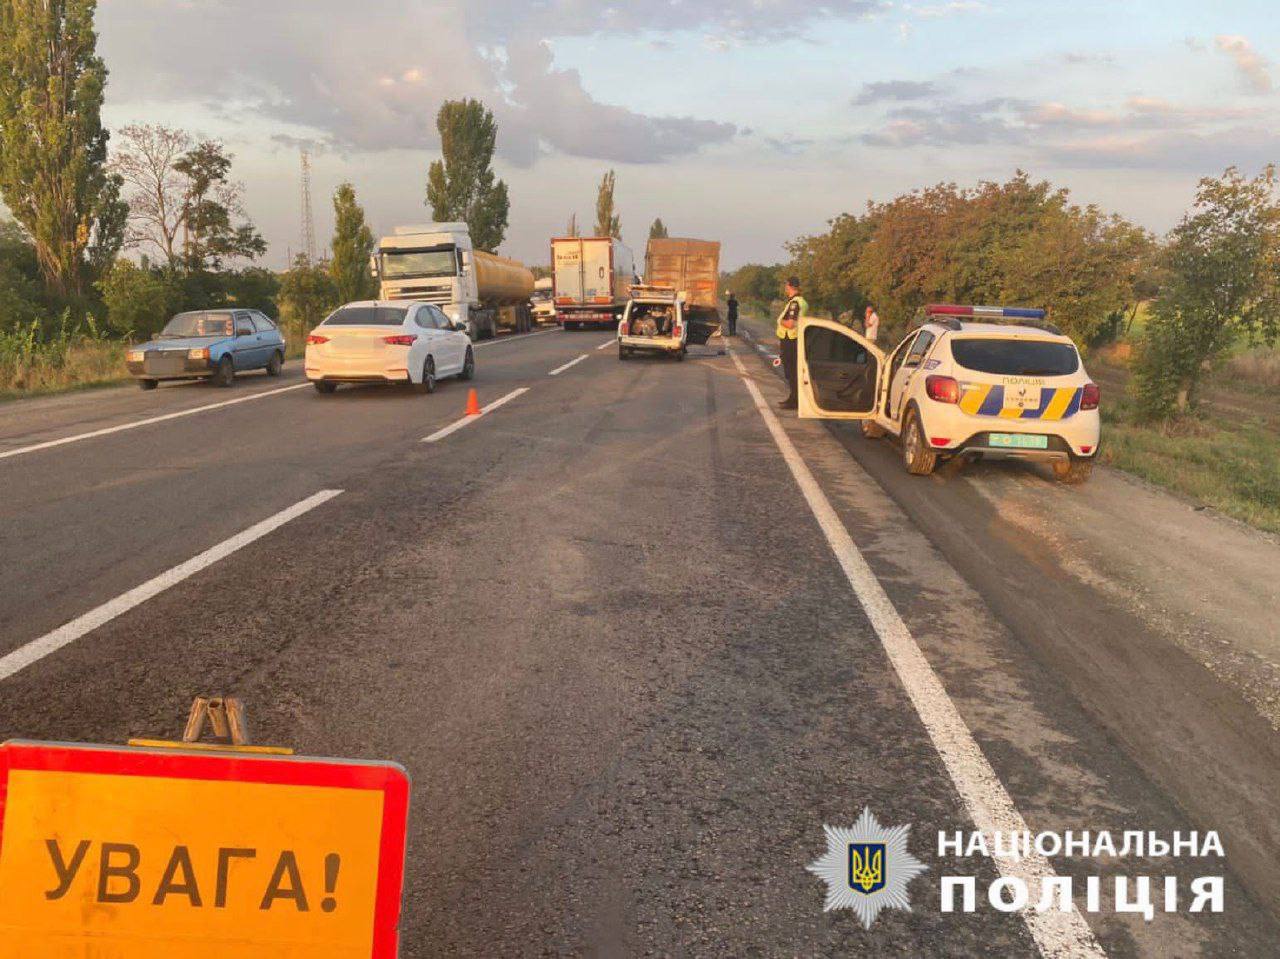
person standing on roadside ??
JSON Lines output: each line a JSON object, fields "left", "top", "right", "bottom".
{"left": 725, "top": 291, "right": 739, "bottom": 336}
{"left": 864, "top": 304, "right": 880, "bottom": 343}
{"left": 776, "top": 277, "right": 808, "bottom": 410}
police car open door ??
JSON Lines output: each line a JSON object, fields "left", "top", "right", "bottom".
{"left": 797, "top": 317, "right": 886, "bottom": 420}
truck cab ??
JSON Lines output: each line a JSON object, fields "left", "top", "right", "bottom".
{"left": 371, "top": 224, "right": 533, "bottom": 340}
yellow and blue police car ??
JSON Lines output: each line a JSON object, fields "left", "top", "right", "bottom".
{"left": 795, "top": 304, "right": 1101, "bottom": 483}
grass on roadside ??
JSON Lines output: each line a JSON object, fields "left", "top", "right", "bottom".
{"left": 1101, "top": 394, "right": 1280, "bottom": 535}
{"left": 0, "top": 323, "right": 132, "bottom": 402}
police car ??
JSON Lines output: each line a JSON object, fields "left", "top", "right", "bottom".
{"left": 795, "top": 305, "right": 1100, "bottom": 483}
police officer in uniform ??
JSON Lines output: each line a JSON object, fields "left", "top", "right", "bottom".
{"left": 776, "top": 277, "right": 808, "bottom": 410}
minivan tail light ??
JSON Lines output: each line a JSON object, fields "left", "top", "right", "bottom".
{"left": 383, "top": 334, "right": 417, "bottom": 346}
{"left": 1081, "top": 382, "right": 1100, "bottom": 410}
{"left": 925, "top": 375, "right": 960, "bottom": 404}
{"left": 618, "top": 319, "right": 629, "bottom": 335}
{"left": 306, "top": 334, "right": 329, "bottom": 345}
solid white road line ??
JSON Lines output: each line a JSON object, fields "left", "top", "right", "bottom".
{"left": 421, "top": 387, "right": 529, "bottom": 443}
{"left": 548, "top": 354, "right": 589, "bottom": 376}
{"left": 0, "top": 382, "right": 310, "bottom": 462}
{"left": 595, "top": 338, "right": 615, "bottom": 351}
{"left": 0, "top": 489, "right": 343, "bottom": 684}
{"left": 730, "top": 350, "right": 1104, "bottom": 959}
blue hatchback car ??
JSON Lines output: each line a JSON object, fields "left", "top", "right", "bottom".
{"left": 125, "top": 309, "right": 287, "bottom": 389}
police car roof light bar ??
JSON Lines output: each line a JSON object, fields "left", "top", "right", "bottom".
{"left": 924, "top": 304, "right": 1047, "bottom": 320}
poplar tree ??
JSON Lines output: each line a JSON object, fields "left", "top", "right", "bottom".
{"left": 595, "top": 170, "right": 621, "bottom": 238}
{"left": 425, "top": 99, "right": 509, "bottom": 252}
{"left": 330, "top": 182, "right": 376, "bottom": 303}
{"left": 0, "top": 0, "right": 126, "bottom": 300}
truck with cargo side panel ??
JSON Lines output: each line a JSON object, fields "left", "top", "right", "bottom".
{"left": 371, "top": 223, "right": 535, "bottom": 340}
{"left": 642, "top": 237, "right": 722, "bottom": 346}
{"left": 551, "top": 236, "right": 636, "bottom": 330}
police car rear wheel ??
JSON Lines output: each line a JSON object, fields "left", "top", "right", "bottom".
{"left": 1053, "top": 456, "right": 1093, "bottom": 485}
{"left": 902, "top": 411, "right": 937, "bottom": 476}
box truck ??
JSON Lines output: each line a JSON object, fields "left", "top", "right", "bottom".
{"left": 551, "top": 236, "right": 636, "bottom": 330}
{"left": 371, "top": 224, "right": 535, "bottom": 340}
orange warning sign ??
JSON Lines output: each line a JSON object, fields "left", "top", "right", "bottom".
{"left": 0, "top": 740, "right": 409, "bottom": 958}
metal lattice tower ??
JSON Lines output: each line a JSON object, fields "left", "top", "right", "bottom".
{"left": 299, "top": 149, "right": 316, "bottom": 264}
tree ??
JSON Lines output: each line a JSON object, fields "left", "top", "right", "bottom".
{"left": 0, "top": 0, "right": 127, "bottom": 300}
{"left": 98, "top": 258, "right": 182, "bottom": 338}
{"left": 173, "top": 141, "right": 266, "bottom": 272}
{"left": 595, "top": 170, "right": 620, "bottom": 238}
{"left": 1133, "top": 166, "right": 1280, "bottom": 418}
{"left": 566, "top": 213, "right": 579, "bottom": 237}
{"left": 425, "top": 98, "right": 509, "bottom": 252}
{"left": 330, "top": 182, "right": 376, "bottom": 303}
{"left": 109, "top": 124, "right": 194, "bottom": 267}
{"left": 279, "top": 253, "right": 338, "bottom": 331}
{"left": 649, "top": 218, "right": 669, "bottom": 240}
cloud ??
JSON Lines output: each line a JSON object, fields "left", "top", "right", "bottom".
{"left": 1214, "top": 35, "right": 1273, "bottom": 94}
{"left": 503, "top": 39, "right": 737, "bottom": 163}
{"left": 97, "top": 0, "right": 755, "bottom": 165}
{"left": 905, "top": 1, "right": 987, "bottom": 19}
{"left": 852, "top": 80, "right": 939, "bottom": 105}
{"left": 1049, "top": 127, "right": 1280, "bottom": 172}
{"left": 1060, "top": 52, "right": 1116, "bottom": 66}
{"left": 861, "top": 98, "right": 1031, "bottom": 147}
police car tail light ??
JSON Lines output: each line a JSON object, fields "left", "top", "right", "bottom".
{"left": 306, "top": 334, "right": 330, "bottom": 345}
{"left": 1081, "top": 382, "right": 1100, "bottom": 410}
{"left": 382, "top": 334, "right": 418, "bottom": 346}
{"left": 925, "top": 375, "right": 960, "bottom": 404}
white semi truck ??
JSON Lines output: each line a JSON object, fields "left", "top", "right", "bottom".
{"left": 371, "top": 223, "right": 535, "bottom": 340}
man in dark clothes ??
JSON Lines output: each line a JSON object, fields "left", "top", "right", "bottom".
{"left": 725, "top": 291, "right": 738, "bottom": 336}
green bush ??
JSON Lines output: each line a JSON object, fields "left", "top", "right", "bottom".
{"left": 98, "top": 259, "right": 183, "bottom": 339}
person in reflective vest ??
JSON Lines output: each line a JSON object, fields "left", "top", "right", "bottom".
{"left": 776, "top": 277, "right": 808, "bottom": 410}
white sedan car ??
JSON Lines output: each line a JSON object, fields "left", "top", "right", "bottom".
{"left": 305, "top": 300, "right": 474, "bottom": 395}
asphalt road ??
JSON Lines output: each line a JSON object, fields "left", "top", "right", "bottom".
{"left": 1, "top": 324, "right": 1277, "bottom": 956}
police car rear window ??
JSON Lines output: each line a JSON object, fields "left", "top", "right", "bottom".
{"left": 951, "top": 338, "right": 1078, "bottom": 376}
{"left": 323, "top": 306, "right": 408, "bottom": 326}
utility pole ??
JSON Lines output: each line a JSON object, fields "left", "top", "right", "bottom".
{"left": 300, "top": 149, "right": 317, "bottom": 265}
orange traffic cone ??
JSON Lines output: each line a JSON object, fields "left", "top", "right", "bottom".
{"left": 465, "top": 388, "right": 481, "bottom": 416}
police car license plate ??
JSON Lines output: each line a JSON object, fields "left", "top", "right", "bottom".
{"left": 990, "top": 433, "right": 1048, "bottom": 449}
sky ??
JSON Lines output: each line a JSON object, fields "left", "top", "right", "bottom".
{"left": 95, "top": 0, "right": 1280, "bottom": 271}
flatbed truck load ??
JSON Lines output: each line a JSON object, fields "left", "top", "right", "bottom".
{"left": 643, "top": 237, "right": 722, "bottom": 345}
{"left": 371, "top": 223, "right": 535, "bottom": 340}
{"left": 551, "top": 236, "right": 636, "bottom": 330}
